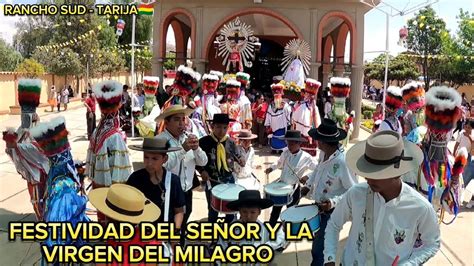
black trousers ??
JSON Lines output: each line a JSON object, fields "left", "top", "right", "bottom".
{"left": 183, "top": 189, "right": 193, "bottom": 225}
{"left": 86, "top": 112, "right": 96, "bottom": 139}
{"left": 269, "top": 185, "right": 301, "bottom": 226}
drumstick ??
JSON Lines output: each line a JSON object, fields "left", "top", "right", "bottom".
{"left": 392, "top": 255, "right": 400, "bottom": 266}
{"left": 251, "top": 173, "right": 261, "bottom": 183}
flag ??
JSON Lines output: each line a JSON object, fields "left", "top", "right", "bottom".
{"left": 138, "top": 3, "right": 154, "bottom": 15}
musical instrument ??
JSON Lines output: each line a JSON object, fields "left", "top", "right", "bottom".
{"left": 280, "top": 204, "right": 321, "bottom": 235}
{"left": 210, "top": 183, "right": 245, "bottom": 213}
{"left": 264, "top": 181, "right": 294, "bottom": 206}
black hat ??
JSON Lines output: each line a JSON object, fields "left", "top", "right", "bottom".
{"left": 207, "top": 113, "right": 236, "bottom": 125}
{"left": 308, "top": 118, "right": 347, "bottom": 142}
{"left": 227, "top": 190, "right": 274, "bottom": 211}
{"left": 276, "top": 130, "right": 308, "bottom": 142}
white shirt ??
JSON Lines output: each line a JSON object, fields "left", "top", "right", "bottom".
{"left": 270, "top": 148, "right": 316, "bottom": 185}
{"left": 234, "top": 146, "right": 254, "bottom": 180}
{"left": 264, "top": 102, "right": 291, "bottom": 131}
{"left": 158, "top": 129, "right": 208, "bottom": 192}
{"left": 379, "top": 116, "right": 403, "bottom": 135}
{"left": 324, "top": 101, "right": 332, "bottom": 118}
{"left": 456, "top": 130, "right": 473, "bottom": 152}
{"left": 292, "top": 100, "right": 321, "bottom": 137}
{"left": 324, "top": 183, "right": 440, "bottom": 265}
{"left": 307, "top": 148, "right": 357, "bottom": 207}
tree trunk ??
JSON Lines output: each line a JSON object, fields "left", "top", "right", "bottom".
{"left": 423, "top": 57, "right": 429, "bottom": 90}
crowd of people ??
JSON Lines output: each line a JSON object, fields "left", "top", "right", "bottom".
{"left": 3, "top": 68, "right": 473, "bottom": 266}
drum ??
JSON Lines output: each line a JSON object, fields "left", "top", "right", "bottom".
{"left": 211, "top": 183, "right": 245, "bottom": 213}
{"left": 280, "top": 204, "right": 320, "bottom": 235}
{"left": 264, "top": 182, "right": 294, "bottom": 206}
{"left": 270, "top": 128, "right": 287, "bottom": 151}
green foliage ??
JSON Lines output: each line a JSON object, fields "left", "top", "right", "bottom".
{"left": 406, "top": 7, "right": 448, "bottom": 89}
{"left": 33, "top": 48, "right": 82, "bottom": 77}
{"left": 164, "top": 52, "right": 176, "bottom": 70}
{"left": 135, "top": 49, "right": 152, "bottom": 74}
{"left": 15, "top": 58, "right": 45, "bottom": 78}
{"left": 97, "top": 50, "right": 126, "bottom": 75}
{"left": 363, "top": 110, "right": 373, "bottom": 119}
{"left": 364, "top": 54, "right": 419, "bottom": 83}
{"left": 13, "top": 16, "right": 52, "bottom": 58}
{"left": 0, "top": 38, "right": 23, "bottom": 71}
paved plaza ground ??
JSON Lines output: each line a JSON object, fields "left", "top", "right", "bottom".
{"left": 0, "top": 102, "right": 472, "bottom": 265}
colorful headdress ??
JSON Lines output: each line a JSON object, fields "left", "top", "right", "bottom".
{"left": 30, "top": 116, "right": 70, "bottom": 157}
{"left": 425, "top": 86, "right": 461, "bottom": 134}
{"left": 304, "top": 78, "right": 321, "bottom": 95}
{"left": 18, "top": 79, "right": 42, "bottom": 113}
{"left": 385, "top": 86, "right": 403, "bottom": 112}
{"left": 272, "top": 76, "right": 283, "bottom": 84}
{"left": 329, "top": 77, "right": 351, "bottom": 98}
{"left": 143, "top": 76, "right": 160, "bottom": 96}
{"left": 202, "top": 74, "right": 220, "bottom": 95}
{"left": 271, "top": 83, "right": 285, "bottom": 95}
{"left": 210, "top": 70, "right": 224, "bottom": 81}
{"left": 236, "top": 72, "right": 250, "bottom": 87}
{"left": 93, "top": 80, "right": 123, "bottom": 114}
{"left": 2, "top": 127, "right": 17, "bottom": 148}
{"left": 226, "top": 79, "right": 241, "bottom": 100}
{"left": 170, "top": 65, "right": 201, "bottom": 97}
{"left": 402, "top": 82, "right": 425, "bottom": 111}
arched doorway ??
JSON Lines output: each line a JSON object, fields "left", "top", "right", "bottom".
{"left": 205, "top": 9, "right": 302, "bottom": 95}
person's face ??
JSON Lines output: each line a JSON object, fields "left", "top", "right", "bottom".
{"left": 143, "top": 152, "right": 167, "bottom": 174}
{"left": 239, "top": 207, "right": 261, "bottom": 223}
{"left": 366, "top": 177, "right": 398, "bottom": 193}
{"left": 166, "top": 113, "right": 186, "bottom": 137}
{"left": 212, "top": 123, "right": 228, "bottom": 139}
{"left": 287, "top": 140, "right": 301, "bottom": 153}
{"left": 240, "top": 139, "right": 251, "bottom": 149}
{"left": 257, "top": 95, "right": 264, "bottom": 103}
{"left": 464, "top": 123, "right": 472, "bottom": 134}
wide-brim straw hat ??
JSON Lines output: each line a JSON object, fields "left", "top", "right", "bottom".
{"left": 308, "top": 118, "right": 347, "bottom": 143}
{"left": 276, "top": 130, "right": 307, "bottom": 142}
{"left": 155, "top": 105, "right": 194, "bottom": 122}
{"left": 346, "top": 130, "right": 423, "bottom": 179}
{"left": 235, "top": 129, "right": 258, "bottom": 140}
{"left": 129, "top": 137, "right": 181, "bottom": 153}
{"left": 88, "top": 184, "right": 161, "bottom": 224}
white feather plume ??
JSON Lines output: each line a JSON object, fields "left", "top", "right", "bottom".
{"left": 143, "top": 76, "right": 160, "bottom": 83}
{"left": 330, "top": 77, "right": 351, "bottom": 86}
{"left": 93, "top": 80, "right": 123, "bottom": 99}
{"left": 226, "top": 80, "right": 241, "bottom": 87}
{"left": 425, "top": 86, "right": 462, "bottom": 111}
{"left": 203, "top": 74, "right": 219, "bottom": 81}
{"left": 19, "top": 79, "right": 42, "bottom": 88}
{"left": 387, "top": 86, "right": 402, "bottom": 97}
{"left": 210, "top": 70, "right": 224, "bottom": 79}
{"left": 30, "top": 116, "right": 66, "bottom": 139}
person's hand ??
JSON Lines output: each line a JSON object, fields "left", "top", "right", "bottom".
{"left": 266, "top": 127, "right": 272, "bottom": 134}
{"left": 238, "top": 157, "right": 246, "bottom": 167}
{"left": 264, "top": 168, "right": 273, "bottom": 174}
{"left": 318, "top": 200, "right": 332, "bottom": 212}
{"left": 301, "top": 187, "right": 310, "bottom": 197}
{"left": 300, "top": 175, "right": 309, "bottom": 185}
{"left": 187, "top": 134, "right": 199, "bottom": 150}
{"left": 182, "top": 137, "right": 192, "bottom": 151}
{"left": 324, "top": 263, "right": 336, "bottom": 266}
{"left": 200, "top": 171, "right": 210, "bottom": 182}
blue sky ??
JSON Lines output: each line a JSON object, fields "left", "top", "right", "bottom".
{"left": 0, "top": 0, "right": 472, "bottom": 62}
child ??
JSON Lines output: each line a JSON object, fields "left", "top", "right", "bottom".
{"left": 264, "top": 130, "right": 316, "bottom": 226}
{"left": 234, "top": 130, "right": 260, "bottom": 190}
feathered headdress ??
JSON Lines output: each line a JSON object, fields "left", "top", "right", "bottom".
{"left": 385, "top": 86, "right": 404, "bottom": 112}
{"left": 93, "top": 80, "right": 123, "bottom": 114}
{"left": 402, "top": 82, "right": 425, "bottom": 111}
{"left": 236, "top": 72, "right": 250, "bottom": 87}
{"left": 210, "top": 70, "right": 223, "bottom": 81}
{"left": 18, "top": 79, "right": 42, "bottom": 113}
{"left": 271, "top": 83, "right": 285, "bottom": 95}
{"left": 330, "top": 77, "right": 351, "bottom": 98}
{"left": 226, "top": 79, "right": 241, "bottom": 100}
{"left": 425, "top": 86, "right": 462, "bottom": 133}
{"left": 304, "top": 78, "right": 321, "bottom": 95}
{"left": 143, "top": 76, "right": 160, "bottom": 96}
{"left": 2, "top": 127, "right": 17, "bottom": 148}
{"left": 170, "top": 65, "right": 201, "bottom": 97}
{"left": 202, "top": 74, "right": 220, "bottom": 95}
{"left": 30, "top": 116, "right": 70, "bottom": 157}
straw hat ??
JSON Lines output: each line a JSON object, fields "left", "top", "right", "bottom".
{"left": 155, "top": 105, "right": 194, "bottom": 122}
{"left": 129, "top": 137, "right": 181, "bottom": 153}
{"left": 345, "top": 130, "right": 423, "bottom": 179}
{"left": 235, "top": 129, "right": 257, "bottom": 140}
{"left": 88, "top": 184, "right": 161, "bottom": 223}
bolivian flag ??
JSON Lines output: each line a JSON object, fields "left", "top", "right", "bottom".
{"left": 138, "top": 3, "right": 154, "bottom": 15}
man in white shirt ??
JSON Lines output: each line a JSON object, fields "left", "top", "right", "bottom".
{"left": 324, "top": 130, "right": 440, "bottom": 266}
{"left": 265, "top": 130, "right": 317, "bottom": 226}
{"left": 300, "top": 119, "right": 358, "bottom": 266}
{"left": 156, "top": 105, "right": 209, "bottom": 224}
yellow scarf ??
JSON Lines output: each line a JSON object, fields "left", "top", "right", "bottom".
{"left": 210, "top": 133, "right": 229, "bottom": 172}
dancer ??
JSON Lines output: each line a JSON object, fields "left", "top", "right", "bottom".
{"left": 221, "top": 79, "right": 243, "bottom": 139}
{"left": 378, "top": 86, "right": 404, "bottom": 134}
{"left": 324, "top": 130, "right": 440, "bottom": 265}
{"left": 86, "top": 80, "right": 132, "bottom": 223}
{"left": 201, "top": 73, "right": 222, "bottom": 132}
{"left": 142, "top": 76, "right": 160, "bottom": 116}
{"left": 292, "top": 78, "right": 322, "bottom": 156}
{"left": 401, "top": 82, "right": 426, "bottom": 144}
{"left": 236, "top": 72, "right": 253, "bottom": 130}
{"left": 265, "top": 83, "right": 292, "bottom": 153}
{"left": 2, "top": 78, "right": 49, "bottom": 221}
{"left": 328, "top": 77, "right": 352, "bottom": 146}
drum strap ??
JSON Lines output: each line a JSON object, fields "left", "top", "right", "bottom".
{"left": 365, "top": 187, "right": 376, "bottom": 266}
{"left": 164, "top": 171, "right": 172, "bottom": 222}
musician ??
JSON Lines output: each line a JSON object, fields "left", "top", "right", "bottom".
{"left": 324, "top": 131, "right": 440, "bottom": 266}
{"left": 300, "top": 119, "right": 357, "bottom": 266}
{"left": 217, "top": 190, "right": 286, "bottom": 264}
{"left": 234, "top": 130, "right": 260, "bottom": 190}
{"left": 156, "top": 105, "right": 208, "bottom": 225}
{"left": 197, "top": 113, "right": 245, "bottom": 223}
{"left": 128, "top": 138, "right": 186, "bottom": 227}
{"left": 264, "top": 130, "right": 316, "bottom": 226}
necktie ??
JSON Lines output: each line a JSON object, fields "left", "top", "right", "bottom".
{"left": 210, "top": 133, "right": 229, "bottom": 172}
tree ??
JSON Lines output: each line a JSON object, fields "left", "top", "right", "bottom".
{"left": 13, "top": 16, "right": 52, "bottom": 58}
{"left": 364, "top": 54, "right": 420, "bottom": 85}
{"left": 96, "top": 50, "right": 126, "bottom": 77}
{"left": 33, "top": 48, "right": 82, "bottom": 78}
{"left": 135, "top": 49, "right": 152, "bottom": 76}
{"left": 15, "top": 58, "right": 45, "bottom": 78}
{"left": 0, "top": 38, "right": 23, "bottom": 71}
{"left": 407, "top": 7, "right": 448, "bottom": 89}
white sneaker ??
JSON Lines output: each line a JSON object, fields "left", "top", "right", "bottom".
{"left": 466, "top": 200, "right": 474, "bottom": 209}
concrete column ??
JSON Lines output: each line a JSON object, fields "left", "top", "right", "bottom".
{"left": 152, "top": 57, "right": 164, "bottom": 87}
{"left": 322, "top": 64, "right": 331, "bottom": 88}
{"left": 194, "top": 7, "right": 203, "bottom": 59}
{"left": 334, "top": 65, "right": 345, "bottom": 77}
{"left": 194, "top": 58, "right": 208, "bottom": 75}
{"left": 310, "top": 62, "right": 321, "bottom": 80}
{"left": 350, "top": 65, "right": 364, "bottom": 140}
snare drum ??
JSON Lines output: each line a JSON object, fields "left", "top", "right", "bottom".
{"left": 211, "top": 184, "right": 245, "bottom": 213}
{"left": 264, "top": 182, "right": 294, "bottom": 206}
{"left": 280, "top": 204, "right": 320, "bottom": 235}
